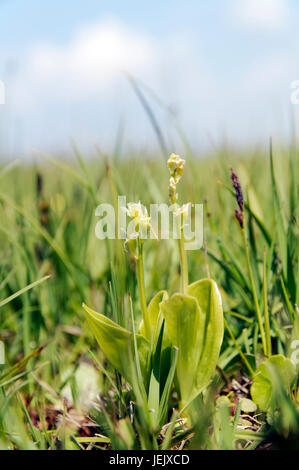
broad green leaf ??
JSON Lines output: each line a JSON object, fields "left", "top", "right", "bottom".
{"left": 187, "top": 279, "right": 224, "bottom": 395}
{"left": 251, "top": 355, "right": 296, "bottom": 412}
{"left": 160, "top": 280, "right": 224, "bottom": 408}
{"left": 240, "top": 398, "right": 257, "bottom": 413}
{"left": 160, "top": 294, "right": 202, "bottom": 406}
{"left": 139, "top": 290, "right": 168, "bottom": 340}
{"left": 82, "top": 303, "right": 150, "bottom": 384}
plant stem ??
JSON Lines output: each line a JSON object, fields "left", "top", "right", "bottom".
{"left": 178, "top": 226, "right": 188, "bottom": 294}
{"left": 280, "top": 274, "right": 295, "bottom": 322}
{"left": 242, "top": 226, "right": 267, "bottom": 356}
{"left": 136, "top": 240, "right": 150, "bottom": 338}
{"left": 224, "top": 317, "right": 255, "bottom": 376}
{"left": 263, "top": 247, "right": 272, "bottom": 356}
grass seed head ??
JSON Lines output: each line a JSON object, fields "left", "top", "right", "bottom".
{"left": 235, "top": 209, "right": 244, "bottom": 229}
{"left": 36, "top": 171, "right": 43, "bottom": 197}
{"left": 230, "top": 167, "right": 244, "bottom": 213}
{"left": 230, "top": 167, "right": 244, "bottom": 228}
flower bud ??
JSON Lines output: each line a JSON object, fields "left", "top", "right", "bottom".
{"left": 169, "top": 176, "right": 178, "bottom": 204}
{"left": 168, "top": 154, "right": 185, "bottom": 184}
{"left": 124, "top": 201, "right": 152, "bottom": 245}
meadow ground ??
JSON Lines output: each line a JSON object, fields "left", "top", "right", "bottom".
{"left": 0, "top": 141, "right": 298, "bottom": 450}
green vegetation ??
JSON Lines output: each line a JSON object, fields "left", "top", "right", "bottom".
{"left": 0, "top": 134, "right": 298, "bottom": 449}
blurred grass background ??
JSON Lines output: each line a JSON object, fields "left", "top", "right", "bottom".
{"left": 0, "top": 138, "right": 298, "bottom": 449}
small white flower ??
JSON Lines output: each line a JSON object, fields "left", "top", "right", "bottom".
{"left": 125, "top": 202, "right": 149, "bottom": 224}
{"left": 174, "top": 203, "right": 191, "bottom": 222}
{"left": 124, "top": 201, "right": 152, "bottom": 236}
{"left": 124, "top": 202, "right": 140, "bottom": 219}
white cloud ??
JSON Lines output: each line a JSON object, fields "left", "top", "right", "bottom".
{"left": 4, "top": 16, "right": 297, "bottom": 155}
{"left": 9, "top": 19, "right": 164, "bottom": 152}
{"left": 231, "top": 0, "right": 290, "bottom": 31}
{"left": 10, "top": 19, "right": 212, "bottom": 152}
{"left": 20, "top": 19, "right": 156, "bottom": 102}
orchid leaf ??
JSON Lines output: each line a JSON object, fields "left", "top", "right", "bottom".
{"left": 82, "top": 303, "right": 150, "bottom": 384}
{"left": 187, "top": 279, "right": 224, "bottom": 394}
{"left": 251, "top": 355, "right": 296, "bottom": 412}
{"left": 160, "top": 279, "right": 224, "bottom": 407}
{"left": 160, "top": 294, "right": 202, "bottom": 406}
{"left": 139, "top": 290, "right": 168, "bottom": 341}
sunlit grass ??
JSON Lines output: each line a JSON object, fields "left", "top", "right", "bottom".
{"left": 0, "top": 139, "right": 298, "bottom": 450}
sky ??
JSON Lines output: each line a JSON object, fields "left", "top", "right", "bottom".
{"left": 0, "top": 0, "right": 299, "bottom": 157}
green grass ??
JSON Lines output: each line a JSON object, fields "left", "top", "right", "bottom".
{"left": 0, "top": 139, "right": 298, "bottom": 450}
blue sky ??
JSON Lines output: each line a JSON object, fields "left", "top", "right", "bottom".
{"left": 0, "top": 0, "right": 299, "bottom": 157}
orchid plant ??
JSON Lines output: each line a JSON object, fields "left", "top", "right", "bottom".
{"left": 82, "top": 154, "right": 224, "bottom": 425}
